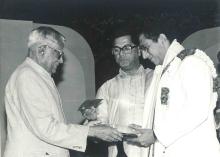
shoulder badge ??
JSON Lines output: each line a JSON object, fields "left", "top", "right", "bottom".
{"left": 177, "top": 48, "right": 196, "bottom": 60}
{"left": 161, "top": 87, "right": 169, "bottom": 105}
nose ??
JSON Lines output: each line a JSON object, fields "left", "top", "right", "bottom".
{"left": 141, "top": 50, "right": 151, "bottom": 59}
{"left": 118, "top": 50, "right": 127, "bottom": 56}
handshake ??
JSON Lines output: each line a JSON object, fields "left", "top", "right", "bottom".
{"left": 78, "top": 99, "right": 123, "bottom": 142}
{"left": 79, "top": 99, "right": 155, "bottom": 146}
{"left": 88, "top": 123, "right": 155, "bottom": 147}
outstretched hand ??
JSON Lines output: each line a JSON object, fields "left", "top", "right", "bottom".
{"left": 88, "top": 124, "right": 123, "bottom": 142}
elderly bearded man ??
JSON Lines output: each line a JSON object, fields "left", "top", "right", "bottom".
{"left": 3, "top": 26, "right": 122, "bottom": 157}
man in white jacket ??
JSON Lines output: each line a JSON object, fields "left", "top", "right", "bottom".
{"left": 3, "top": 26, "right": 122, "bottom": 157}
{"left": 127, "top": 29, "right": 220, "bottom": 157}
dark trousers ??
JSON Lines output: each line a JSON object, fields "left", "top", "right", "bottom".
{"left": 116, "top": 141, "right": 127, "bottom": 157}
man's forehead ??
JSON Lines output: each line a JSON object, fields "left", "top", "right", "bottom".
{"left": 139, "top": 35, "right": 153, "bottom": 46}
{"left": 114, "top": 35, "right": 133, "bottom": 46}
{"left": 36, "top": 39, "right": 63, "bottom": 50}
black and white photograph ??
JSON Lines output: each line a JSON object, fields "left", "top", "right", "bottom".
{"left": 1, "top": 0, "right": 220, "bottom": 157}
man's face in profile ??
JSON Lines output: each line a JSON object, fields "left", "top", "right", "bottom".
{"left": 40, "top": 42, "right": 64, "bottom": 74}
{"left": 139, "top": 34, "right": 165, "bottom": 65}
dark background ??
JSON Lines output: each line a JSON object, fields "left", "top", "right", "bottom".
{"left": 1, "top": 0, "right": 220, "bottom": 90}
{"left": 1, "top": 1, "right": 220, "bottom": 156}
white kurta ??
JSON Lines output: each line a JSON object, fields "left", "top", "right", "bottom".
{"left": 145, "top": 41, "right": 220, "bottom": 157}
{"left": 96, "top": 65, "right": 153, "bottom": 157}
{"left": 4, "top": 58, "right": 89, "bottom": 157}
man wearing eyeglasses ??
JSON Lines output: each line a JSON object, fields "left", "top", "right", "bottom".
{"left": 126, "top": 27, "right": 220, "bottom": 157}
{"left": 95, "top": 27, "right": 156, "bottom": 157}
{"left": 3, "top": 26, "right": 122, "bottom": 157}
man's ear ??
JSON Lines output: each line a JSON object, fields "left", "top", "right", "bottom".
{"left": 37, "top": 45, "right": 46, "bottom": 56}
{"left": 158, "top": 33, "right": 167, "bottom": 45}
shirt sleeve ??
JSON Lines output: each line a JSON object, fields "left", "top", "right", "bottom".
{"left": 17, "top": 70, "right": 89, "bottom": 152}
{"left": 96, "top": 83, "right": 109, "bottom": 124}
{"left": 154, "top": 55, "right": 213, "bottom": 147}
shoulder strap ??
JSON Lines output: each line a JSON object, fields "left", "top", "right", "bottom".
{"left": 161, "top": 48, "right": 196, "bottom": 76}
{"left": 177, "top": 48, "right": 196, "bottom": 60}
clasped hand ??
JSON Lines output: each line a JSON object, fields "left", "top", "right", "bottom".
{"left": 125, "top": 124, "right": 156, "bottom": 147}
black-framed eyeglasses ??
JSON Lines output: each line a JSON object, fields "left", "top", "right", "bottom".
{"left": 112, "top": 44, "right": 137, "bottom": 55}
{"left": 46, "top": 45, "right": 64, "bottom": 60}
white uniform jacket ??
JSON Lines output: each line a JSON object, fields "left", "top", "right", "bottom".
{"left": 4, "top": 58, "right": 89, "bottom": 157}
{"left": 152, "top": 41, "right": 220, "bottom": 157}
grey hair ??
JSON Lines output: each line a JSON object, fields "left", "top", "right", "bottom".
{"left": 27, "top": 26, "right": 66, "bottom": 49}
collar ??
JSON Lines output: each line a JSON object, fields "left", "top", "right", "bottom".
{"left": 162, "top": 39, "right": 184, "bottom": 68}
{"left": 118, "top": 65, "right": 145, "bottom": 78}
{"left": 25, "top": 57, "right": 52, "bottom": 78}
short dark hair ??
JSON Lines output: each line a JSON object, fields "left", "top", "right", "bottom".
{"left": 140, "top": 27, "right": 161, "bottom": 42}
{"left": 112, "top": 23, "right": 139, "bottom": 46}
{"left": 139, "top": 22, "right": 176, "bottom": 42}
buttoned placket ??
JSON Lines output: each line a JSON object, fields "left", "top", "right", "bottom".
{"left": 50, "top": 77, "right": 67, "bottom": 123}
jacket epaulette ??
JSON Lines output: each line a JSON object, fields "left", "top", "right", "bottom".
{"left": 177, "top": 48, "right": 219, "bottom": 93}
{"left": 177, "top": 48, "right": 196, "bottom": 60}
